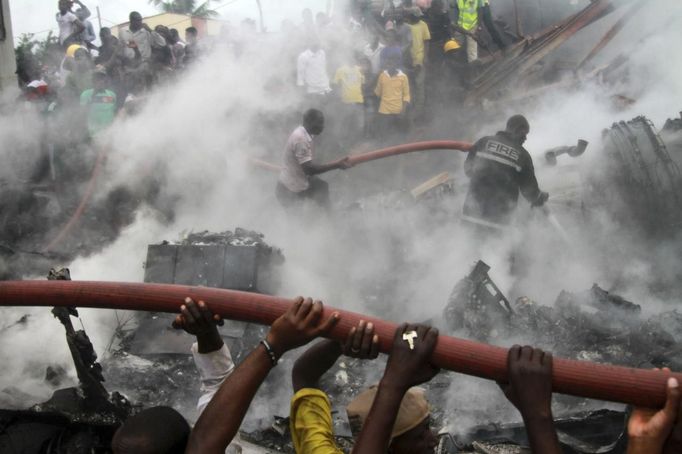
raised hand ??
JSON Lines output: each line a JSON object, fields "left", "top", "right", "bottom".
{"left": 172, "top": 297, "right": 224, "bottom": 353}
{"left": 382, "top": 323, "right": 440, "bottom": 391}
{"left": 342, "top": 319, "right": 380, "bottom": 360}
{"left": 628, "top": 369, "right": 681, "bottom": 454}
{"left": 266, "top": 297, "right": 339, "bottom": 358}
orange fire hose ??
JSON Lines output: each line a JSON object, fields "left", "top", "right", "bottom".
{"left": 0, "top": 280, "right": 676, "bottom": 408}
{"left": 249, "top": 140, "right": 473, "bottom": 172}
{"left": 43, "top": 144, "right": 108, "bottom": 253}
{"left": 327, "top": 140, "right": 473, "bottom": 167}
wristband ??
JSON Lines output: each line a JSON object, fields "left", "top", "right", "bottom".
{"left": 260, "top": 339, "right": 279, "bottom": 366}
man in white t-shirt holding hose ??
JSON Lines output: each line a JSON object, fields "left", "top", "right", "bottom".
{"left": 276, "top": 109, "right": 351, "bottom": 209}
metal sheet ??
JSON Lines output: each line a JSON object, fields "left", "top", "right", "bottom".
{"left": 174, "top": 245, "right": 226, "bottom": 288}
{"left": 143, "top": 245, "right": 177, "bottom": 284}
{"left": 223, "top": 245, "right": 259, "bottom": 291}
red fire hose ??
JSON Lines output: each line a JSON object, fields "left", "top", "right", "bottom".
{"left": 249, "top": 140, "right": 473, "bottom": 172}
{"left": 43, "top": 144, "right": 108, "bottom": 253}
{"left": 326, "top": 140, "right": 473, "bottom": 167}
{"left": 0, "top": 280, "right": 676, "bottom": 408}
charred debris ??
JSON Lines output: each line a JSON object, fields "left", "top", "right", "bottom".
{"left": 1, "top": 2, "right": 682, "bottom": 453}
{"left": 4, "top": 245, "right": 682, "bottom": 453}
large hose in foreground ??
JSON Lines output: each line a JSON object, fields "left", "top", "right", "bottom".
{"left": 0, "top": 280, "right": 676, "bottom": 408}
{"left": 249, "top": 140, "right": 473, "bottom": 173}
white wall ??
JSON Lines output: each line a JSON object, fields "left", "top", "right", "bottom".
{"left": 0, "top": 0, "right": 17, "bottom": 92}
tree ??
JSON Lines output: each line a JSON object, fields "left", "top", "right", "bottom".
{"left": 148, "top": 0, "right": 222, "bottom": 18}
{"left": 15, "top": 32, "right": 60, "bottom": 85}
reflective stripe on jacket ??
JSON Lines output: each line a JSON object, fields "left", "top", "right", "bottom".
{"left": 457, "top": 0, "right": 487, "bottom": 31}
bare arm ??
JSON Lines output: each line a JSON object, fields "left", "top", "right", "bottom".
{"left": 499, "top": 346, "right": 562, "bottom": 454}
{"left": 293, "top": 340, "right": 341, "bottom": 392}
{"left": 352, "top": 324, "right": 440, "bottom": 454}
{"left": 186, "top": 344, "right": 273, "bottom": 453}
{"left": 293, "top": 320, "right": 379, "bottom": 392}
{"left": 186, "top": 297, "right": 339, "bottom": 454}
{"left": 74, "top": 0, "right": 91, "bottom": 19}
{"left": 301, "top": 160, "right": 348, "bottom": 175}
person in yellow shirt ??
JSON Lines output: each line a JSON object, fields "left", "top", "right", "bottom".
{"left": 374, "top": 54, "right": 410, "bottom": 137}
{"left": 333, "top": 54, "right": 366, "bottom": 144}
{"left": 406, "top": 6, "right": 430, "bottom": 123}
{"left": 290, "top": 322, "right": 441, "bottom": 454}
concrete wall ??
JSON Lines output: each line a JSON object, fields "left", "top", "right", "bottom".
{"left": 0, "top": 0, "right": 17, "bottom": 92}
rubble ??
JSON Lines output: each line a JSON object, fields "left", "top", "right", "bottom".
{"left": 443, "top": 261, "right": 682, "bottom": 371}
{"left": 585, "top": 116, "right": 682, "bottom": 235}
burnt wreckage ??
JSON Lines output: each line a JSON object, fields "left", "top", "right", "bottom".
{"left": 4, "top": 224, "right": 682, "bottom": 453}
{"left": 1, "top": 5, "right": 682, "bottom": 454}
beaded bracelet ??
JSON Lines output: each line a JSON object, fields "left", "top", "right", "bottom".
{"left": 260, "top": 339, "right": 279, "bottom": 366}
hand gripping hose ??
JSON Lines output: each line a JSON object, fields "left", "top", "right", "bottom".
{"left": 0, "top": 280, "right": 677, "bottom": 408}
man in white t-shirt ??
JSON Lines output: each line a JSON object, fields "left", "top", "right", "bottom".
{"left": 297, "top": 43, "right": 331, "bottom": 97}
{"left": 56, "top": 0, "right": 84, "bottom": 48}
{"left": 276, "top": 109, "right": 351, "bottom": 209}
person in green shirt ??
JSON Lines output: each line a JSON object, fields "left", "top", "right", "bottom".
{"left": 80, "top": 69, "right": 117, "bottom": 137}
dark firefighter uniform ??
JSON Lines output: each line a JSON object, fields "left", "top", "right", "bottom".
{"left": 463, "top": 130, "right": 544, "bottom": 229}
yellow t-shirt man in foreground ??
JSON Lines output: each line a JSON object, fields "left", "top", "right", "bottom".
{"left": 291, "top": 386, "right": 431, "bottom": 454}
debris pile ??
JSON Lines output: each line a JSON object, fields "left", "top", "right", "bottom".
{"left": 444, "top": 262, "right": 682, "bottom": 372}
{"left": 584, "top": 116, "right": 682, "bottom": 235}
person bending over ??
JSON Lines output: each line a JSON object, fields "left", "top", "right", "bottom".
{"left": 276, "top": 109, "right": 351, "bottom": 210}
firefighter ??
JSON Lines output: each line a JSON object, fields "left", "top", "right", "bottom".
{"left": 462, "top": 114, "right": 548, "bottom": 231}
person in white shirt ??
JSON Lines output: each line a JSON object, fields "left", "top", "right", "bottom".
{"left": 363, "top": 34, "right": 386, "bottom": 78}
{"left": 276, "top": 109, "right": 351, "bottom": 210}
{"left": 74, "top": 3, "right": 97, "bottom": 50}
{"left": 56, "top": 0, "right": 84, "bottom": 48}
{"left": 119, "top": 11, "right": 166, "bottom": 63}
{"left": 297, "top": 43, "right": 331, "bottom": 97}
{"left": 172, "top": 298, "right": 242, "bottom": 453}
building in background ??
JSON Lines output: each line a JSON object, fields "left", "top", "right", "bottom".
{"left": 0, "top": 0, "right": 17, "bottom": 93}
{"left": 110, "top": 13, "right": 225, "bottom": 39}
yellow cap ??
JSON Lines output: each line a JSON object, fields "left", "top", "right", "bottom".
{"left": 443, "top": 39, "right": 461, "bottom": 53}
{"left": 66, "top": 44, "right": 84, "bottom": 58}
{"left": 347, "top": 386, "right": 430, "bottom": 440}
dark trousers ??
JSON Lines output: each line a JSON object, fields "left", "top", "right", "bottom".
{"left": 276, "top": 177, "right": 330, "bottom": 209}
{"left": 376, "top": 113, "right": 407, "bottom": 140}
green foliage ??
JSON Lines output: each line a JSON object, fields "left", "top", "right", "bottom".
{"left": 14, "top": 32, "right": 61, "bottom": 82}
{"left": 148, "top": 0, "right": 222, "bottom": 18}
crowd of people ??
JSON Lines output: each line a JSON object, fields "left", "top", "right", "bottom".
{"left": 107, "top": 296, "right": 682, "bottom": 454}
{"left": 18, "top": 0, "right": 513, "bottom": 150}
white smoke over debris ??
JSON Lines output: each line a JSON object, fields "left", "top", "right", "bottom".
{"left": 1, "top": 0, "right": 681, "bottom": 436}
